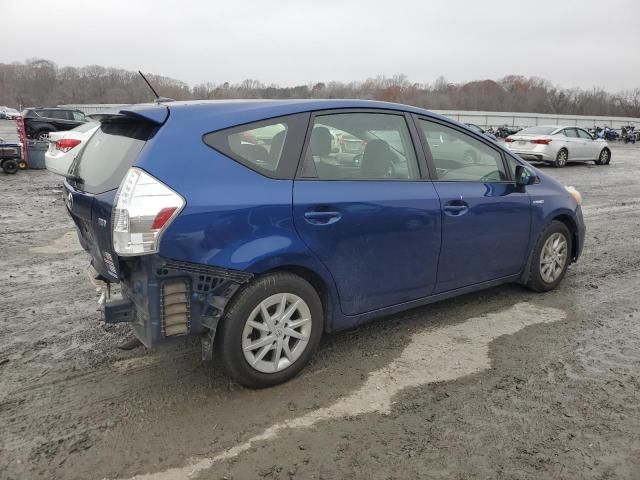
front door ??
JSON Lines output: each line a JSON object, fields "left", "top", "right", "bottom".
{"left": 293, "top": 111, "right": 442, "bottom": 316}
{"left": 576, "top": 128, "right": 598, "bottom": 159}
{"left": 416, "top": 117, "right": 531, "bottom": 293}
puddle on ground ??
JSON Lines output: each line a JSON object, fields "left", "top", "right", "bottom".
{"left": 30, "top": 231, "right": 82, "bottom": 255}
{"left": 116, "top": 302, "right": 566, "bottom": 480}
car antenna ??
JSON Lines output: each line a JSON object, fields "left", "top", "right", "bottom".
{"left": 138, "top": 70, "right": 175, "bottom": 104}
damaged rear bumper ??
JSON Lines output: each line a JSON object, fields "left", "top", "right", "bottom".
{"left": 99, "top": 256, "right": 252, "bottom": 353}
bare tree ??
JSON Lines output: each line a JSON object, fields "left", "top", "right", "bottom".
{"left": 0, "top": 59, "right": 637, "bottom": 117}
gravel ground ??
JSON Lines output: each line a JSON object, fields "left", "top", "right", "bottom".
{"left": 0, "top": 118, "right": 639, "bottom": 480}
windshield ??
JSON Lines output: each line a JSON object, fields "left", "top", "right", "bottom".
{"left": 517, "top": 126, "right": 557, "bottom": 135}
{"left": 71, "top": 119, "right": 155, "bottom": 194}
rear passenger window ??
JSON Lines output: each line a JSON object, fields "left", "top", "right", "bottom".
{"left": 419, "top": 119, "right": 507, "bottom": 182}
{"left": 564, "top": 128, "right": 579, "bottom": 138}
{"left": 204, "top": 113, "right": 308, "bottom": 179}
{"left": 300, "top": 113, "right": 420, "bottom": 180}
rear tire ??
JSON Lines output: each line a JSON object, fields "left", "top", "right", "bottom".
{"left": 554, "top": 149, "right": 568, "bottom": 168}
{"left": 525, "top": 221, "right": 572, "bottom": 292}
{"left": 215, "top": 272, "right": 323, "bottom": 388}
{"left": 35, "top": 129, "right": 52, "bottom": 141}
{"left": 1, "top": 159, "right": 18, "bottom": 174}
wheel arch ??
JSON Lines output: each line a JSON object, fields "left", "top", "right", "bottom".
{"left": 520, "top": 210, "right": 579, "bottom": 285}
{"left": 262, "top": 264, "right": 335, "bottom": 333}
{"left": 550, "top": 213, "right": 579, "bottom": 261}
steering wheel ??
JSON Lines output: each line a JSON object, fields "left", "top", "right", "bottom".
{"left": 462, "top": 150, "right": 478, "bottom": 165}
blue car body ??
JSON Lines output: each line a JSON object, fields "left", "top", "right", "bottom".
{"left": 64, "top": 100, "right": 585, "bottom": 350}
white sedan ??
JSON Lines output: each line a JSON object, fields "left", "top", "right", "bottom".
{"left": 505, "top": 125, "right": 611, "bottom": 167}
{"left": 45, "top": 122, "right": 99, "bottom": 175}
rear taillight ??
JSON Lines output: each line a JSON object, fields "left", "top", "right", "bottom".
{"left": 531, "top": 139, "right": 552, "bottom": 145}
{"left": 505, "top": 137, "right": 514, "bottom": 143}
{"left": 56, "top": 138, "right": 81, "bottom": 152}
{"left": 112, "top": 168, "right": 185, "bottom": 256}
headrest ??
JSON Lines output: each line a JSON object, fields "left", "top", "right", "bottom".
{"left": 310, "top": 126, "right": 332, "bottom": 157}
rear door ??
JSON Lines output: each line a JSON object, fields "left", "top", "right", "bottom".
{"left": 293, "top": 110, "right": 442, "bottom": 316}
{"left": 415, "top": 117, "right": 531, "bottom": 293}
{"left": 64, "top": 116, "right": 158, "bottom": 280}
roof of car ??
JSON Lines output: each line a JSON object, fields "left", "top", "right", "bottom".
{"left": 25, "top": 107, "right": 82, "bottom": 111}
{"left": 119, "top": 99, "right": 450, "bottom": 131}
{"left": 533, "top": 125, "right": 576, "bottom": 130}
{"left": 166, "top": 99, "right": 436, "bottom": 114}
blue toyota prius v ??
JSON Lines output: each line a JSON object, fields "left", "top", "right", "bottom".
{"left": 64, "top": 99, "right": 585, "bottom": 388}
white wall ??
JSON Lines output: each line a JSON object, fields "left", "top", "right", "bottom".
{"left": 60, "top": 104, "right": 640, "bottom": 129}
{"left": 431, "top": 110, "right": 639, "bottom": 129}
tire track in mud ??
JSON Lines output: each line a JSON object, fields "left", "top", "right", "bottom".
{"left": 115, "top": 302, "right": 567, "bottom": 480}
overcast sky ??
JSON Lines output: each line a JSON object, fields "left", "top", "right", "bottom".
{"left": 3, "top": 0, "right": 639, "bottom": 91}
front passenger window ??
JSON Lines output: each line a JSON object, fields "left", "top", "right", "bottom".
{"left": 419, "top": 120, "right": 507, "bottom": 182}
{"left": 576, "top": 129, "right": 592, "bottom": 140}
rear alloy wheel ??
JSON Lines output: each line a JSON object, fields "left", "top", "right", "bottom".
{"left": 526, "top": 221, "right": 572, "bottom": 292}
{"left": 595, "top": 148, "right": 611, "bottom": 165}
{"left": 216, "top": 272, "right": 323, "bottom": 388}
{"left": 554, "top": 149, "right": 568, "bottom": 168}
{"left": 17, "top": 160, "right": 28, "bottom": 170}
{"left": 35, "top": 130, "right": 52, "bottom": 141}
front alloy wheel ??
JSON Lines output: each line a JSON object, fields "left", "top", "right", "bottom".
{"left": 596, "top": 149, "right": 610, "bottom": 165}
{"left": 539, "top": 233, "right": 568, "bottom": 283}
{"left": 242, "top": 293, "right": 312, "bottom": 374}
{"left": 526, "top": 220, "right": 572, "bottom": 292}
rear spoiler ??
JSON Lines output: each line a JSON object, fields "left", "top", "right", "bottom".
{"left": 88, "top": 103, "right": 169, "bottom": 125}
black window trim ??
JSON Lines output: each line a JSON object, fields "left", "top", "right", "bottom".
{"left": 202, "top": 112, "right": 310, "bottom": 180}
{"left": 294, "top": 108, "right": 428, "bottom": 182}
{"left": 411, "top": 114, "right": 515, "bottom": 184}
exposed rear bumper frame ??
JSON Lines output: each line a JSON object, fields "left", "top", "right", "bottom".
{"left": 101, "top": 256, "right": 253, "bottom": 351}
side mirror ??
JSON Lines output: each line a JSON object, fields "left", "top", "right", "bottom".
{"left": 515, "top": 165, "right": 539, "bottom": 186}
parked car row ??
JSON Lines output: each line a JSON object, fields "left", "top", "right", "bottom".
{"left": 0, "top": 106, "right": 20, "bottom": 120}
{"left": 62, "top": 99, "right": 585, "bottom": 388}
{"left": 45, "top": 121, "right": 99, "bottom": 175}
{"left": 505, "top": 125, "right": 612, "bottom": 167}
{"left": 22, "top": 107, "right": 88, "bottom": 140}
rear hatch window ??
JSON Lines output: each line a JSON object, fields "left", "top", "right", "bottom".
{"left": 65, "top": 118, "right": 157, "bottom": 280}
{"left": 71, "top": 119, "right": 155, "bottom": 194}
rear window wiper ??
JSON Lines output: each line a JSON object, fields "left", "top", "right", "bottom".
{"left": 64, "top": 173, "right": 84, "bottom": 184}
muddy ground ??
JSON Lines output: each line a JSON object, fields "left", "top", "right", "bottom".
{"left": 0, "top": 120, "right": 639, "bottom": 479}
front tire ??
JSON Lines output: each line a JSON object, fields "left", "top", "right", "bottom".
{"left": 216, "top": 272, "right": 323, "bottom": 388}
{"left": 595, "top": 148, "right": 611, "bottom": 165}
{"left": 526, "top": 221, "right": 572, "bottom": 292}
{"left": 554, "top": 148, "right": 568, "bottom": 168}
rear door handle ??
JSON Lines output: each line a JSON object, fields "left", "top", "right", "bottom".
{"left": 304, "top": 210, "right": 342, "bottom": 225}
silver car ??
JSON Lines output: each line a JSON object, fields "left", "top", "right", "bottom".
{"left": 505, "top": 125, "right": 611, "bottom": 167}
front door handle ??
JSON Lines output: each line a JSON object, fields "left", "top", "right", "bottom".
{"left": 304, "top": 210, "right": 342, "bottom": 225}
{"left": 443, "top": 201, "right": 469, "bottom": 216}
